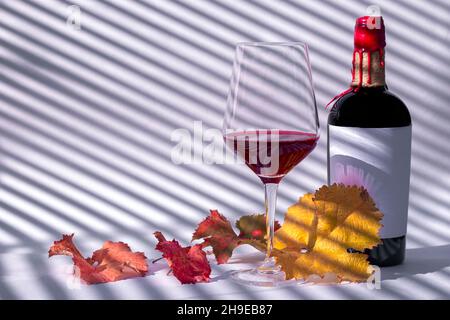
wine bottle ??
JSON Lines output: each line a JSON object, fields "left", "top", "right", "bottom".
{"left": 327, "top": 16, "right": 412, "bottom": 267}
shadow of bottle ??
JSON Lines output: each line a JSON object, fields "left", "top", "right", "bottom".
{"left": 381, "top": 244, "right": 450, "bottom": 281}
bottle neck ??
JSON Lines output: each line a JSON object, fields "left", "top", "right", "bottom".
{"left": 351, "top": 49, "right": 385, "bottom": 88}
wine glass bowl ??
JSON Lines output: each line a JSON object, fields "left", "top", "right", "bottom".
{"left": 224, "top": 130, "right": 319, "bottom": 184}
{"left": 223, "top": 42, "right": 319, "bottom": 286}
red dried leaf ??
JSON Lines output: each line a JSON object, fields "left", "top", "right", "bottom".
{"left": 192, "top": 210, "right": 240, "bottom": 264}
{"left": 48, "top": 233, "right": 83, "bottom": 258}
{"left": 201, "top": 235, "right": 240, "bottom": 264}
{"left": 192, "top": 210, "right": 280, "bottom": 264}
{"left": 192, "top": 210, "right": 235, "bottom": 239}
{"left": 154, "top": 231, "right": 211, "bottom": 284}
{"left": 49, "top": 234, "right": 148, "bottom": 284}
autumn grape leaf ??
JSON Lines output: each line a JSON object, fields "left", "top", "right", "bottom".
{"left": 273, "top": 184, "right": 383, "bottom": 282}
{"left": 192, "top": 210, "right": 280, "bottom": 264}
{"left": 236, "top": 214, "right": 281, "bottom": 240}
{"left": 48, "top": 234, "right": 148, "bottom": 284}
{"left": 192, "top": 210, "right": 240, "bottom": 264}
{"left": 154, "top": 231, "right": 211, "bottom": 284}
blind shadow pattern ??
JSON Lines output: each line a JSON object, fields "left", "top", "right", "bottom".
{"left": 0, "top": 0, "right": 449, "bottom": 299}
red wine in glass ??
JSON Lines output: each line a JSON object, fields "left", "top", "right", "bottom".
{"left": 225, "top": 130, "right": 318, "bottom": 184}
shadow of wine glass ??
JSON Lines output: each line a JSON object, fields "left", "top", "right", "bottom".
{"left": 223, "top": 252, "right": 265, "bottom": 265}
{"left": 209, "top": 270, "right": 235, "bottom": 283}
{"left": 209, "top": 245, "right": 450, "bottom": 285}
{"left": 208, "top": 253, "right": 263, "bottom": 283}
{"left": 381, "top": 244, "right": 450, "bottom": 281}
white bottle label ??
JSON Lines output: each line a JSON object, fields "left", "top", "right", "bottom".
{"left": 328, "top": 125, "right": 412, "bottom": 238}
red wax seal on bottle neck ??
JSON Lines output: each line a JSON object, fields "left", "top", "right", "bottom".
{"left": 354, "top": 16, "right": 386, "bottom": 50}
{"left": 351, "top": 16, "right": 386, "bottom": 87}
{"left": 325, "top": 16, "right": 387, "bottom": 109}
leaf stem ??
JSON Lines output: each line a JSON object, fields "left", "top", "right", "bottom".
{"left": 152, "top": 257, "right": 163, "bottom": 264}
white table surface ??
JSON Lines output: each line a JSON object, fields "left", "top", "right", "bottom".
{"left": 2, "top": 243, "right": 450, "bottom": 300}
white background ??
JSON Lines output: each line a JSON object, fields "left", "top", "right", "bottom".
{"left": 0, "top": 0, "right": 449, "bottom": 299}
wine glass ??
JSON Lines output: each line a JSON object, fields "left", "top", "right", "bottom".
{"left": 223, "top": 42, "right": 319, "bottom": 286}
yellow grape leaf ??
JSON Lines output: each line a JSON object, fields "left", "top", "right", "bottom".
{"left": 273, "top": 184, "right": 383, "bottom": 282}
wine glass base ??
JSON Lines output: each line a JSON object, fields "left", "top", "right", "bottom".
{"left": 230, "top": 268, "right": 297, "bottom": 287}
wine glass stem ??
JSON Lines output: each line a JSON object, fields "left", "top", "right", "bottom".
{"left": 259, "top": 183, "right": 279, "bottom": 273}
